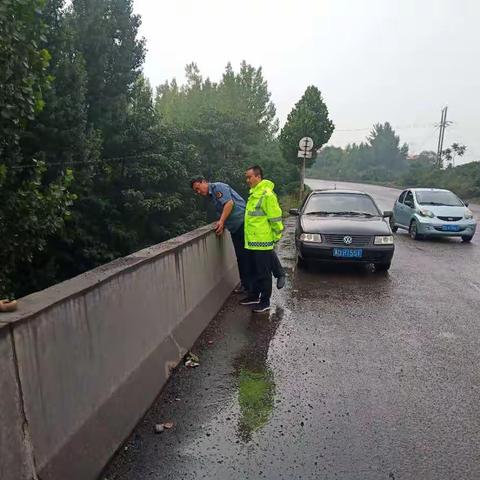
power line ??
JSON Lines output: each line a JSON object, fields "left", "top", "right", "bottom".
{"left": 409, "top": 126, "right": 439, "bottom": 153}
{"left": 7, "top": 152, "right": 167, "bottom": 171}
{"left": 444, "top": 128, "right": 480, "bottom": 160}
{"left": 335, "top": 122, "right": 437, "bottom": 132}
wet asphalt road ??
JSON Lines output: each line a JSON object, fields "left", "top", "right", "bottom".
{"left": 104, "top": 180, "right": 480, "bottom": 480}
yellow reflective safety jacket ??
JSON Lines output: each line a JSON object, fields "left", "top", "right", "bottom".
{"left": 244, "top": 179, "right": 284, "bottom": 250}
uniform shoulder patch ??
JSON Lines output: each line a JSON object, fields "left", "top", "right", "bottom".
{"left": 215, "top": 191, "right": 223, "bottom": 199}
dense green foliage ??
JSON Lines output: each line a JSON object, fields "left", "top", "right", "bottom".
{"left": 279, "top": 85, "right": 334, "bottom": 167}
{"left": 399, "top": 160, "right": 480, "bottom": 200}
{"left": 308, "top": 124, "right": 480, "bottom": 200}
{"left": 156, "top": 61, "right": 298, "bottom": 199}
{"left": 309, "top": 122, "right": 408, "bottom": 182}
{"left": 1, "top": 1, "right": 301, "bottom": 298}
{"left": 0, "top": 0, "right": 76, "bottom": 297}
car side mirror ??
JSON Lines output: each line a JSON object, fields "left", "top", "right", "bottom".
{"left": 465, "top": 202, "right": 469, "bottom": 207}
{"left": 289, "top": 208, "right": 299, "bottom": 216}
{"left": 383, "top": 211, "right": 393, "bottom": 218}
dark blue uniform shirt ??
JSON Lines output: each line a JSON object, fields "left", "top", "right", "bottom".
{"left": 208, "top": 182, "right": 246, "bottom": 233}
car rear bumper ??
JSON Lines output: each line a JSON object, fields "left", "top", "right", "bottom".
{"left": 298, "top": 242, "right": 395, "bottom": 264}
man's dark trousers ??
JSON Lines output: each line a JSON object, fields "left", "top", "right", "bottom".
{"left": 230, "top": 223, "right": 250, "bottom": 289}
{"left": 271, "top": 248, "right": 285, "bottom": 278}
{"left": 247, "top": 250, "right": 273, "bottom": 303}
{"left": 231, "top": 222, "right": 284, "bottom": 290}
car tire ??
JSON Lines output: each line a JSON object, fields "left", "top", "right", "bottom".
{"left": 409, "top": 220, "right": 422, "bottom": 240}
{"left": 297, "top": 255, "right": 308, "bottom": 269}
{"left": 389, "top": 216, "right": 398, "bottom": 233}
{"left": 462, "top": 236, "right": 473, "bottom": 243}
{"left": 375, "top": 262, "right": 391, "bottom": 272}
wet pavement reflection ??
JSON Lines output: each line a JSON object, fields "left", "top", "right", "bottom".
{"left": 234, "top": 308, "right": 283, "bottom": 442}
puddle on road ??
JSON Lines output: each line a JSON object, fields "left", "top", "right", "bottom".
{"left": 232, "top": 307, "right": 284, "bottom": 443}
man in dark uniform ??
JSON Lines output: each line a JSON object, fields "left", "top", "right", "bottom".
{"left": 190, "top": 177, "right": 285, "bottom": 294}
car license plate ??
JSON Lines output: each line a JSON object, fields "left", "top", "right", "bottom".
{"left": 442, "top": 225, "right": 460, "bottom": 232}
{"left": 332, "top": 248, "right": 363, "bottom": 258}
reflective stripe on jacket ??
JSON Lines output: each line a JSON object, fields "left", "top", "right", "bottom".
{"left": 244, "top": 179, "right": 284, "bottom": 251}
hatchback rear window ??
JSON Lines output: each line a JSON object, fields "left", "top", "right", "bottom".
{"left": 416, "top": 191, "right": 463, "bottom": 207}
{"left": 304, "top": 193, "right": 380, "bottom": 215}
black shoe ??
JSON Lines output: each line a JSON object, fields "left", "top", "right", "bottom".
{"left": 233, "top": 285, "right": 247, "bottom": 294}
{"left": 252, "top": 301, "right": 271, "bottom": 313}
{"left": 240, "top": 295, "right": 260, "bottom": 305}
{"left": 276, "top": 275, "right": 286, "bottom": 289}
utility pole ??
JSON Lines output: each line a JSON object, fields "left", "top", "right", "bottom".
{"left": 436, "top": 106, "right": 449, "bottom": 168}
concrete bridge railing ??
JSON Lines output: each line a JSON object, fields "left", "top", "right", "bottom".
{"left": 0, "top": 224, "right": 238, "bottom": 480}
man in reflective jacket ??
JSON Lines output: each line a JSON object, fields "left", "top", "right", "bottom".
{"left": 191, "top": 176, "right": 286, "bottom": 295}
{"left": 240, "top": 165, "right": 284, "bottom": 313}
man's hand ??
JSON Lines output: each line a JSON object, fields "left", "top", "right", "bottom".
{"left": 215, "top": 200, "right": 233, "bottom": 237}
{"left": 214, "top": 221, "right": 225, "bottom": 236}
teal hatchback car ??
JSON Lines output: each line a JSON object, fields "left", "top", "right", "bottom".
{"left": 391, "top": 188, "right": 476, "bottom": 242}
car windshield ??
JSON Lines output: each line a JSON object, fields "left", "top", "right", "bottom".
{"left": 415, "top": 191, "right": 463, "bottom": 207}
{"left": 303, "top": 193, "right": 380, "bottom": 216}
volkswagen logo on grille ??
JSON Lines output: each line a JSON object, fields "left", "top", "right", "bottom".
{"left": 343, "top": 235, "right": 353, "bottom": 245}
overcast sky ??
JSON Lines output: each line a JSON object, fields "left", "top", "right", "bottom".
{"left": 133, "top": 0, "right": 479, "bottom": 164}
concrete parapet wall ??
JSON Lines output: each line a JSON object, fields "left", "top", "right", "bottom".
{"left": 0, "top": 225, "right": 238, "bottom": 480}
{"left": 0, "top": 324, "right": 35, "bottom": 480}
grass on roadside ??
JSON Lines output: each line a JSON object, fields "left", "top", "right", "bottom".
{"left": 280, "top": 187, "right": 311, "bottom": 217}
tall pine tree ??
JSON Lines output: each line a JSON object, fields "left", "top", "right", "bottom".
{"left": 71, "top": 0, "right": 145, "bottom": 157}
{"left": 21, "top": 0, "right": 98, "bottom": 172}
{"left": 279, "top": 85, "right": 334, "bottom": 167}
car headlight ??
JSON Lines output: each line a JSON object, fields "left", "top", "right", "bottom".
{"left": 374, "top": 235, "right": 394, "bottom": 245}
{"left": 300, "top": 233, "right": 322, "bottom": 243}
{"left": 418, "top": 209, "right": 435, "bottom": 218}
{"left": 465, "top": 210, "right": 474, "bottom": 220}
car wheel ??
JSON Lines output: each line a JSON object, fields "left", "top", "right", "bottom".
{"left": 462, "top": 236, "right": 473, "bottom": 243}
{"left": 375, "top": 262, "right": 391, "bottom": 272}
{"left": 389, "top": 216, "right": 398, "bottom": 233}
{"left": 409, "top": 220, "right": 422, "bottom": 240}
{"left": 297, "top": 255, "right": 308, "bottom": 269}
